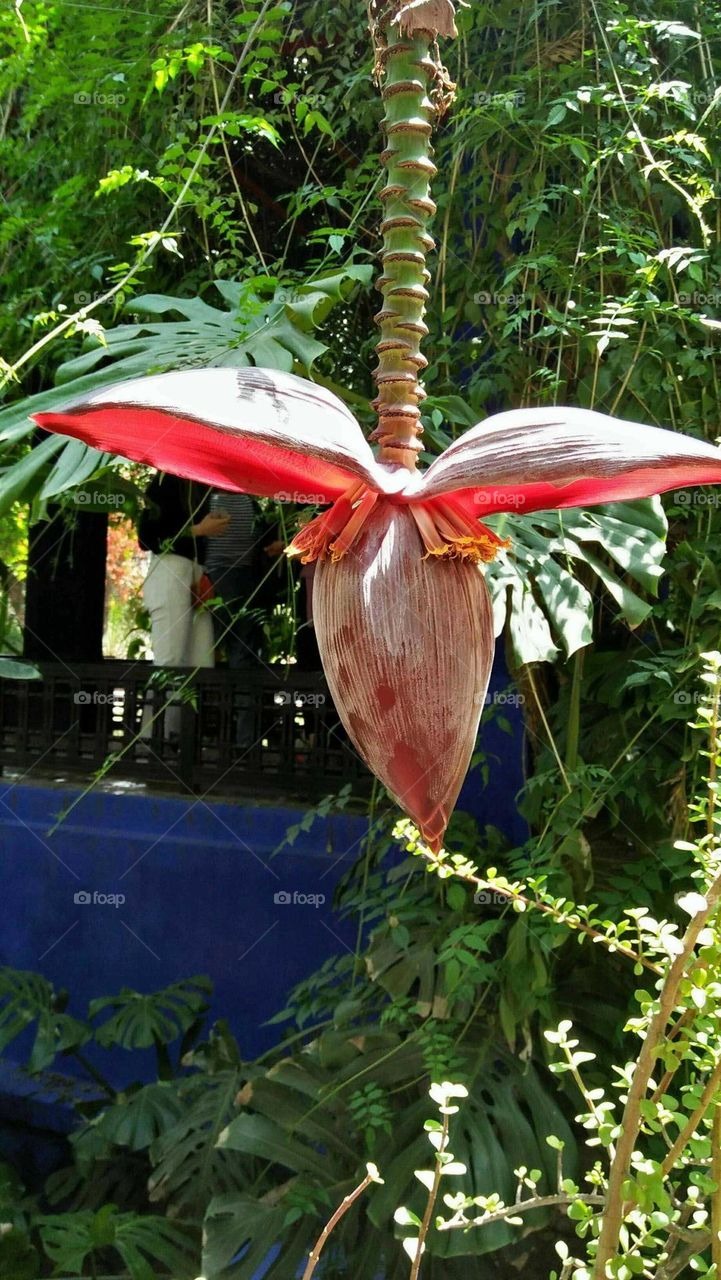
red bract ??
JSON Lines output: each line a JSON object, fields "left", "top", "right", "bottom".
{"left": 315, "top": 503, "right": 494, "bottom": 850}
{"left": 34, "top": 365, "right": 721, "bottom": 849}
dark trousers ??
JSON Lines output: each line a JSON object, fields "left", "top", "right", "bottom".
{"left": 208, "top": 564, "right": 260, "bottom": 668}
{"left": 207, "top": 564, "right": 261, "bottom": 747}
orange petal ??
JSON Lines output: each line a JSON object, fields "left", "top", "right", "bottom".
{"left": 287, "top": 483, "right": 366, "bottom": 563}
{"left": 314, "top": 502, "right": 494, "bottom": 851}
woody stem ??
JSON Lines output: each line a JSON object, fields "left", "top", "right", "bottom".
{"left": 371, "top": 22, "right": 440, "bottom": 470}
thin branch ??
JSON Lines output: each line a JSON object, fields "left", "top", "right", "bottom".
{"left": 410, "top": 1112, "right": 449, "bottom": 1280}
{"left": 713, "top": 1104, "right": 721, "bottom": 1274}
{"left": 526, "top": 666, "right": 572, "bottom": 792}
{"left": 301, "top": 1170, "right": 376, "bottom": 1280}
{"left": 593, "top": 870, "right": 721, "bottom": 1277}
{"left": 207, "top": 0, "right": 268, "bottom": 268}
{"left": 417, "top": 853, "right": 663, "bottom": 975}
{"left": 438, "top": 1191, "right": 606, "bottom": 1231}
{"left": 653, "top": 1232, "right": 712, "bottom": 1280}
{"left": 660, "top": 1056, "right": 721, "bottom": 1177}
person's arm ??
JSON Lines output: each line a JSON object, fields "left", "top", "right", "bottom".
{"left": 139, "top": 475, "right": 229, "bottom": 552}
{"left": 191, "top": 512, "right": 231, "bottom": 537}
{"left": 187, "top": 483, "right": 230, "bottom": 538}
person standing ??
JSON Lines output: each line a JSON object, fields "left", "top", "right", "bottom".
{"left": 205, "top": 489, "right": 262, "bottom": 748}
{"left": 205, "top": 490, "right": 260, "bottom": 668}
{"left": 138, "top": 473, "right": 229, "bottom": 740}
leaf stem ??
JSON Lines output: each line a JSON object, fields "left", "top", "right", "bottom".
{"left": 565, "top": 647, "right": 585, "bottom": 773}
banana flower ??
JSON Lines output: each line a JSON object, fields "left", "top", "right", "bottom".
{"left": 34, "top": 367, "right": 721, "bottom": 849}
{"left": 32, "top": 1, "right": 721, "bottom": 851}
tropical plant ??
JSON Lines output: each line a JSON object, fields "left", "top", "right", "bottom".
{"left": 3, "top": 0, "right": 721, "bottom": 1276}
{"left": 12, "top": 0, "right": 721, "bottom": 857}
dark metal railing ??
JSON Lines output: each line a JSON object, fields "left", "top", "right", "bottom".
{"left": 0, "top": 661, "right": 371, "bottom": 800}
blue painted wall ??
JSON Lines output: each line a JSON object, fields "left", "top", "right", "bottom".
{"left": 0, "top": 641, "right": 526, "bottom": 1225}
{"left": 0, "top": 784, "right": 367, "bottom": 1079}
{"left": 0, "top": 639, "right": 525, "bottom": 1082}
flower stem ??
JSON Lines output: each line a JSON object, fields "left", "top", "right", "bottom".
{"left": 369, "top": 4, "right": 456, "bottom": 469}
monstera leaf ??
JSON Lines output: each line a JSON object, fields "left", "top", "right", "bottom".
{"left": 0, "top": 264, "right": 372, "bottom": 511}
{"left": 486, "top": 497, "right": 668, "bottom": 664}
{"left": 91, "top": 1082, "right": 186, "bottom": 1153}
{"left": 0, "top": 968, "right": 90, "bottom": 1072}
{"left": 89, "top": 976, "right": 211, "bottom": 1049}
{"left": 37, "top": 1206, "right": 196, "bottom": 1279}
{"left": 148, "top": 1071, "right": 248, "bottom": 1211}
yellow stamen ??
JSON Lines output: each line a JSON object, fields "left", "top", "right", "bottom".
{"left": 411, "top": 499, "right": 509, "bottom": 564}
{"left": 287, "top": 488, "right": 510, "bottom": 566}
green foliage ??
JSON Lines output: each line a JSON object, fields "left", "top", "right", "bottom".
{"left": 401, "top": 653, "right": 721, "bottom": 1277}
{"left": 0, "top": 975, "right": 205, "bottom": 1275}
{"left": 37, "top": 1205, "right": 196, "bottom": 1280}
{"left": 488, "top": 498, "right": 669, "bottom": 663}
{"left": 0, "top": 265, "right": 372, "bottom": 518}
{"left": 3, "top": 1, "right": 721, "bottom": 1277}
{"left": 0, "top": 968, "right": 91, "bottom": 1072}
{"left": 0, "top": 657, "right": 40, "bottom": 679}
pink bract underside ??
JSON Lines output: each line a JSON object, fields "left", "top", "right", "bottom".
{"left": 34, "top": 367, "right": 384, "bottom": 503}
{"left": 313, "top": 502, "right": 494, "bottom": 851}
{"left": 35, "top": 401, "right": 721, "bottom": 515}
{"left": 414, "top": 406, "right": 721, "bottom": 513}
{"left": 435, "top": 462, "right": 721, "bottom": 520}
{"left": 36, "top": 404, "right": 364, "bottom": 502}
{"left": 34, "top": 371, "right": 721, "bottom": 516}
